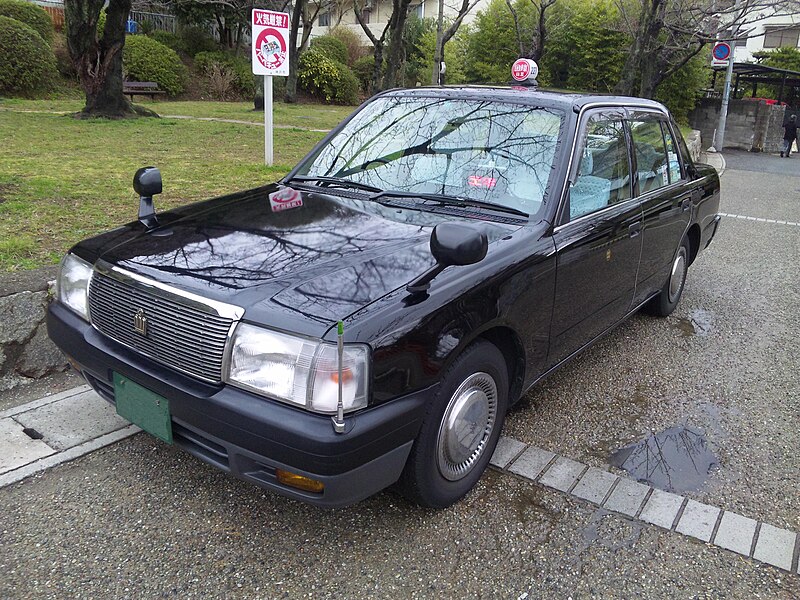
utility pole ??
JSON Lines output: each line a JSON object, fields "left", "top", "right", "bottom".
{"left": 715, "top": 0, "right": 740, "bottom": 152}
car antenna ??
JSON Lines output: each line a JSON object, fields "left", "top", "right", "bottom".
{"left": 331, "top": 320, "right": 346, "bottom": 434}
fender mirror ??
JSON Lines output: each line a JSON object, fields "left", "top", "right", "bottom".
{"left": 406, "top": 222, "right": 488, "bottom": 294}
{"left": 133, "top": 166, "right": 162, "bottom": 231}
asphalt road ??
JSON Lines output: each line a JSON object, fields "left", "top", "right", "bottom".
{"left": 1, "top": 153, "right": 799, "bottom": 599}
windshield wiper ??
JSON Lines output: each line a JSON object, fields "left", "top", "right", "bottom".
{"left": 371, "top": 190, "right": 529, "bottom": 218}
{"left": 286, "top": 175, "right": 383, "bottom": 193}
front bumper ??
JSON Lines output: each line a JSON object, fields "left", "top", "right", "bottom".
{"left": 47, "top": 302, "right": 433, "bottom": 507}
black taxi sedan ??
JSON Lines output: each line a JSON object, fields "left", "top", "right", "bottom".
{"left": 48, "top": 84, "right": 721, "bottom": 508}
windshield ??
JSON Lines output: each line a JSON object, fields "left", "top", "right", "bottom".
{"left": 294, "top": 95, "right": 565, "bottom": 217}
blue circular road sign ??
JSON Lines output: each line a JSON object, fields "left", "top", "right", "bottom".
{"left": 713, "top": 43, "right": 731, "bottom": 61}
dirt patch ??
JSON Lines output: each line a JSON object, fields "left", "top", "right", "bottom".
{"left": 0, "top": 183, "right": 19, "bottom": 204}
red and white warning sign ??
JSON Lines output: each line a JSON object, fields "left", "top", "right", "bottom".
{"left": 252, "top": 9, "right": 290, "bottom": 76}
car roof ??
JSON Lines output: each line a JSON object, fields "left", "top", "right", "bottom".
{"left": 380, "top": 85, "right": 669, "bottom": 114}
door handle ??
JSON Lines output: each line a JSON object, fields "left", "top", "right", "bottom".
{"left": 681, "top": 197, "right": 692, "bottom": 212}
{"left": 629, "top": 222, "right": 641, "bottom": 238}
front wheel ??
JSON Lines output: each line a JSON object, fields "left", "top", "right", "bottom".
{"left": 397, "top": 340, "right": 509, "bottom": 508}
{"left": 646, "top": 237, "right": 690, "bottom": 317}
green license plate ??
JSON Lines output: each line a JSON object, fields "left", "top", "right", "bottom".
{"left": 114, "top": 373, "right": 172, "bottom": 444}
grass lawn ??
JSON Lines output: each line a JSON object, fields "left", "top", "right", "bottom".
{"left": 0, "top": 106, "right": 335, "bottom": 271}
{"left": 0, "top": 98, "right": 358, "bottom": 130}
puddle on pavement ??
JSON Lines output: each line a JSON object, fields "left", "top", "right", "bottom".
{"left": 608, "top": 425, "right": 718, "bottom": 493}
{"left": 674, "top": 308, "right": 714, "bottom": 337}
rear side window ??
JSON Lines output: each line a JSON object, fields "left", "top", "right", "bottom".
{"left": 569, "top": 113, "right": 631, "bottom": 220}
{"left": 629, "top": 117, "right": 670, "bottom": 193}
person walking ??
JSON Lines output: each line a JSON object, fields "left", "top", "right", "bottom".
{"left": 781, "top": 114, "right": 798, "bottom": 157}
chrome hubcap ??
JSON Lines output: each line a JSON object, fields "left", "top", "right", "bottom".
{"left": 669, "top": 248, "right": 686, "bottom": 302}
{"left": 436, "top": 373, "right": 498, "bottom": 481}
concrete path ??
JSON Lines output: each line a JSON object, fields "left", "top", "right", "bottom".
{"left": 1, "top": 383, "right": 797, "bottom": 576}
{"left": 0, "top": 386, "right": 139, "bottom": 487}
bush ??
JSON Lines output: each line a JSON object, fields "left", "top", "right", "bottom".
{"left": 123, "top": 35, "right": 188, "bottom": 95}
{"left": 298, "top": 49, "right": 359, "bottom": 105}
{"left": 178, "top": 26, "right": 218, "bottom": 57}
{"left": 310, "top": 35, "right": 348, "bottom": 65}
{"left": 329, "top": 27, "right": 368, "bottom": 66}
{"left": 195, "top": 50, "right": 254, "bottom": 99}
{"left": 148, "top": 30, "right": 184, "bottom": 54}
{"left": 52, "top": 31, "right": 76, "bottom": 78}
{"left": 0, "top": 0, "right": 53, "bottom": 43}
{"left": 353, "top": 55, "right": 375, "bottom": 94}
{"left": 0, "top": 16, "right": 56, "bottom": 95}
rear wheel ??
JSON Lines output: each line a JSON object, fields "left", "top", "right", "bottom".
{"left": 397, "top": 340, "right": 509, "bottom": 508}
{"left": 646, "top": 237, "right": 690, "bottom": 317}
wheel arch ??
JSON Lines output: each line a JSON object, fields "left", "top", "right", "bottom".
{"left": 686, "top": 223, "right": 701, "bottom": 266}
{"left": 474, "top": 326, "right": 526, "bottom": 406}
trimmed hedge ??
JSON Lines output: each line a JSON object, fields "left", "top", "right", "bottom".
{"left": 123, "top": 35, "right": 188, "bottom": 96}
{"left": 0, "top": 16, "right": 56, "bottom": 95}
{"left": 0, "top": 0, "right": 53, "bottom": 43}
{"left": 298, "top": 49, "right": 359, "bottom": 105}
{"left": 310, "top": 35, "right": 348, "bottom": 66}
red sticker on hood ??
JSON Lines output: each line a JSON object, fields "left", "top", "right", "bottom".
{"left": 269, "top": 188, "right": 303, "bottom": 212}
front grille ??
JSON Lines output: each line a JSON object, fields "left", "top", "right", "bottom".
{"left": 88, "top": 269, "right": 235, "bottom": 383}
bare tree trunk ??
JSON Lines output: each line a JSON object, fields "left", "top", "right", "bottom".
{"left": 284, "top": 0, "right": 305, "bottom": 103}
{"left": 382, "top": 0, "right": 413, "bottom": 89}
{"left": 65, "top": 0, "right": 153, "bottom": 118}
{"left": 614, "top": 0, "right": 665, "bottom": 97}
{"left": 432, "top": 0, "right": 445, "bottom": 85}
{"left": 354, "top": 0, "right": 390, "bottom": 93}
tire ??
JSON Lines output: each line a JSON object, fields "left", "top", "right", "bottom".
{"left": 397, "top": 340, "right": 509, "bottom": 508}
{"left": 645, "top": 236, "right": 690, "bottom": 317}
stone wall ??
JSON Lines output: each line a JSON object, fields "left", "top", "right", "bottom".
{"left": 689, "top": 98, "right": 786, "bottom": 153}
{"left": 0, "top": 267, "right": 68, "bottom": 391}
{"left": 685, "top": 130, "right": 702, "bottom": 163}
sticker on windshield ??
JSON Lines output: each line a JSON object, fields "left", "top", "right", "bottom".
{"left": 269, "top": 187, "right": 303, "bottom": 212}
{"left": 468, "top": 175, "right": 497, "bottom": 189}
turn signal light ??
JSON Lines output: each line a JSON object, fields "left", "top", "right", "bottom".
{"left": 276, "top": 469, "right": 325, "bottom": 493}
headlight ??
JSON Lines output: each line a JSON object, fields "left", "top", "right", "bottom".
{"left": 57, "top": 253, "right": 93, "bottom": 321}
{"left": 226, "top": 323, "right": 369, "bottom": 414}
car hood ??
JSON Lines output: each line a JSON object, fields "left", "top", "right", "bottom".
{"left": 92, "top": 185, "right": 520, "bottom": 336}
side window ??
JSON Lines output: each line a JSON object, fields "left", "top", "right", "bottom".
{"left": 661, "top": 123, "right": 683, "bottom": 184}
{"left": 629, "top": 117, "right": 670, "bottom": 193}
{"left": 569, "top": 113, "right": 631, "bottom": 220}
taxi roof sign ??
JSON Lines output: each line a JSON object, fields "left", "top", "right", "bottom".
{"left": 512, "top": 59, "right": 539, "bottom": 83}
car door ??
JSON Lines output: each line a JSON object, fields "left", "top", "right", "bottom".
{"left": 628, "top": 112, "right": 693, "bottom": 306}
{"left": 548, "top": 109, "right": 643, "bottom": 366}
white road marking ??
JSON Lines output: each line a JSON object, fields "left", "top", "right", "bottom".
{"left": 718, "top": 212, "right": 800, "bottom": 228}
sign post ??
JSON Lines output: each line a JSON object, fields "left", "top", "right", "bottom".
{"left": 252, "top": 9, "right": 290, "bottom": 166}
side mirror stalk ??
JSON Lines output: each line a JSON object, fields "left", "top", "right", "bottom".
{"left": 133, "top": 166, "right": 164, "bottom": 232}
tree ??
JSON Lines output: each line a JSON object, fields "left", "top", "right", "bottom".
{"left": 505, "top": 0, "right": 556, "bottom": 62}
{"left": 285, "top": 0, "right": 321, "bottom": 102}
{"left": 464, "top": 0, "right": 530, "bottom": 83}
{"left": 613, "top": 0, "right": 800, "bottom": 99}
{"left": 430, "top": 0, "right": 481, "bottom": 84}
{"left": 65, "top": 0, "right": 153, "bottom": 117}
{"left": 353, "top": 0, "right": 391, "bottom": 92}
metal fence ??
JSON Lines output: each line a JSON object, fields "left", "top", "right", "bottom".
{"left": 129, "top": 11, "right": 177, "bottom": 34}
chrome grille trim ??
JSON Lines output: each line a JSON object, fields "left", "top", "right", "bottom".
{"left": 88, "top": 261, "right": 244, "bottom": 383}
